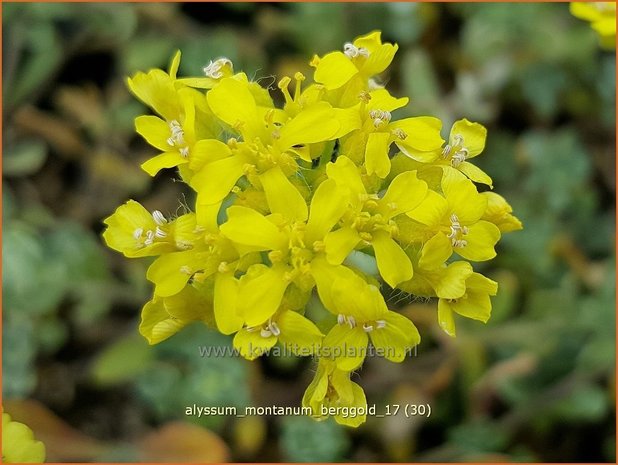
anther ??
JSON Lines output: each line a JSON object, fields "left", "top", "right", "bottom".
{"left": 152, "top": 210, "right": 168, "bottom": 225}
{"left": 343, "top": 43, "right": 370, "bottom": 59}
{"left": 144, "top": 230, "right": 155, "bottom": 245}
{"left": 179, "top": 147, "right": 190, "bottom": 158}
{"left": 133, "top": 228, "right": 143, "bottom": 240}
{"left": 217, "top": 261, "right": 230, "bottom": 273}
{"left": 337, "top": 314, "right": 346, "bottom": 325}
{"left": 155, "top": 227, "right": 167, "bottom": 238}
{"left": 268, "top": 321, "right": 281, "bottom": 337}
{"left": 376, "top": 320, "right": 386, "bottom": 329}
{"left": 392, "top": 128, "right": 407, "bottom": 140}
{"left": 369, "top": 109, "right": 391, "bottom": 127}
{"left": 203, "top": 57, "right": 233, "bottom": 79}
{"left": 362, "top": 323, "right": 374, "bottom": 333}
{"left": 347, "top": 316, "right": 357, "bottom": 329}
{"left": 260, "top": 328, "right": 273, "bottom": 338}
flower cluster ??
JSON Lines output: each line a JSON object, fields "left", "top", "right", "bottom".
{"left": 2, "top": 413, "right": 46, "bottom": 463}
{"left": 570, "top": 2, "right": 616, "bottom": 49}
{"left": 103, "top": 31, "right": 522, "bottom": 427}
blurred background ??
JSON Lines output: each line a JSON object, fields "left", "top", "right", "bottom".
{"left": 2, "top": 2, "right": 615, "bottom": 462}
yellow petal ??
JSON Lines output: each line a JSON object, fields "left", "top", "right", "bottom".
{"left": 362, "top": 42, "right": 398, "bottom": 76}
{"left": 146, "top": 251, "right": 203, "bottom": 297}
{"left": 168, "top": 50, "right": 181, "bottom": 79}
{"left": 237, "top": 265, "right": 290, "bottom": 326}
{"left": 135, "top": 115, "right": 172, "bottom": 151}
{"left": 333, "top": 382, "right": 367, "bottom": 427}
{"left": 458, "top": 161, "right": 493, "bottom": 188}
{"left": 259, "top": 166, "right": 308, "bottom": 222}
{"left": 2, "top": 413, "right": 46, "bottom": 463}
{"left": 369, "top": 311, "right": 420, "bottom": 362}
{"left": 365, "top": 132, "right": 391, "bottom": 178}
{"left": 428, "top": 261, "right": 474, "bottom": 299}
{"left": 392, "top": 116, "right": 444, "bottom": 152}
{"left": 233, "top": 328, "right": 277, "bottom": 360}
{"left": 278, "top": 103, "right": 340, "bottom": 148}
{"left": 220, "top": 206, "right": 287, "bottom": 251}
{"left": 450, "top": 118, "right": 487, "bottom": 157}
{"left": 442, "top": 168, "right": 487, "bottom": 224}
{"left": 190, "top": 156, "right": 245, "bottom": 205}
{"left": 310, "top": 257, "right": 360, "bottom": 312}
{"left": 406, "top": 189, "right": 449, "bottom": 227}
{"left": 378, "top": 170, "right": 428, "bottom": 219}
{"left": 305, "top": 179, "right": 348, "bottom": 244}
{"left": 323, "top": 324, "right": 368, "bottom": 371}
{"left": 127, "top": 69, "right": 181, "bottom": 121}
{"left": 419, "top": 232, "right": 452, "bottom": 269}
{"left": 314, "top": 51, "right": 359, "bottom": 90}
{"left": 326, "top": 156, "right": 366, "bottom": 196}
{"left": 139, "top": 298, "right": 187, "bottom": 345}
{"left": 372, "top": 230, "right": 413, "bottom": 288}
{"left": 367, "top": 88, "right": 409, "bottom": 112}
{"left": 437, "top": 299, "right": 457, "bottom": 337}
{"left": 188, "top": 139, "right": 232, "bottom": 172}
{"left": 454, "top": 221, "right": 501, "bottom": 262}
{"left": 277, "top": 310, "right": 324, "bottom": 354}
{"left": 141, "top": 152, "right": 187, "bottom": 177}
{"left": 214, "top": 272, "right": 244, "bottom": 335}
{"left": 206, "top": 77, "right": 262, "bottom": 139}
{"left": 324, "top": 227, "right": 360, "bottom": 265}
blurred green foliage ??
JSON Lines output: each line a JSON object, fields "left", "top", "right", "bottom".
{"left": 3, "top": 2, "right": 615, "bottom": 462}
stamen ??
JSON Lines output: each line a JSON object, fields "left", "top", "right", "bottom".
{"left": 260, "top": 328, "right": 273, "bottom": 338}
{"left": 347, "top": 316, "right": 357, "bottom": 329}
{"left": 203, "top": 57, "right": 233, "bottom": 79}
{"left": 179, "top": 147, "right": 190, "bottom": 158}
{"left": 369, "top": 109, "right": 391, "bottom": 128}
{"left": 337, "top": 314, "right": 346, "bottom": 325}
{"left": 376, "top": 320, "right": 386, "bottom": 329}
{"left": 362, "top": 323, "right": 374, "bottom": 333}
{"left": 155, "top": 227, "right": 167, "bottom": 238}
{"left": 167, "top": 120, "right": 185, "bottom": 146}
{"left": 152, "top": 210, "right": 168, "bottom": 225}
{"left": 218, "top": 261, "right": 230, "bottom": 273}
{"left": 268, "top": 321, "right": 281, "bottom": 337}
{"left": 133, "top": 228, "right": 143, "bottom": 240}
{"left": 343, "top": 42, "right": 370, "bottom": 59}
{"left": 392, "top": 128, "right": 407, "bottom": 140}
{"left": 144, "top": 230, "right": 155, "bottom": 245}
{"left": 442, "top": 144, "right": 452, "bottom": 158}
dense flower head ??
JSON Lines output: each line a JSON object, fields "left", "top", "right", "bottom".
{"left": 103, "top": 31, "right": 522, "bottom": 427}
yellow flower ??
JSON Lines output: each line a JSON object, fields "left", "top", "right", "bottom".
{"left": 232, "top": 309, "right": 323, "bottom": 360}
{"left": 2, "top": 412, "right": 45, "bottom": 463}
{"left": 324, "top": 156, "right": 428, "bottom": 288}
{"left": 312, "top": 31, "right": 398, "bottom": 91}
{"left": 102, "top": 201, "right": 198, "bottom": 258}
{"left": 189, "top": 77, "right": 348, "bottom": 207}
{"left": 322, "top": 276, "right": 420, "bottom": 370}
{"left": 407, "top": 168, "right": 501, "bottom": 262}
{"left": 220, "top": 167, "right": 353, "bottom": 326}
{"left": 571, "top": 2, "right": 616, "bottom": 49}
{"left": 302, "top": 358, "right": 368, "bottom": 427}
{"left": 437, "top": 272, "right": 498, "bottom": 337}
{"left": 435, "top": 119, "right": 493, "bottom": 187}
{"left": 139, "top": 284, "right": 214, "bottom": 345}
{"left": 481, "top": 192, "right": 523, "bottom": 233}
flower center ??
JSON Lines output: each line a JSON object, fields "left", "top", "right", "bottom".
{"left": 447, "top": 213, "right": 469, "bottom": 248}
{"left": 369, "top": 109, "right": 391, "bottom": 128}
{"left": 343, "top": 42, "right": 370, "bottom": 59}
{"left": 203, "top": 57, "right": 233, "bottom": 79}
{"left": 442, "top": 134, "right": 468, "bottom": 168}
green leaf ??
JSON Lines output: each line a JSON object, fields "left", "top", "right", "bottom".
{"left": 281, "top": 416, "right": 349, "bottom": 462}
{"left": 3, "top": 140, "right": 48, "bottom": 177}
{"left": 91, "top": 333, "right": 153, "bottom": 386}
